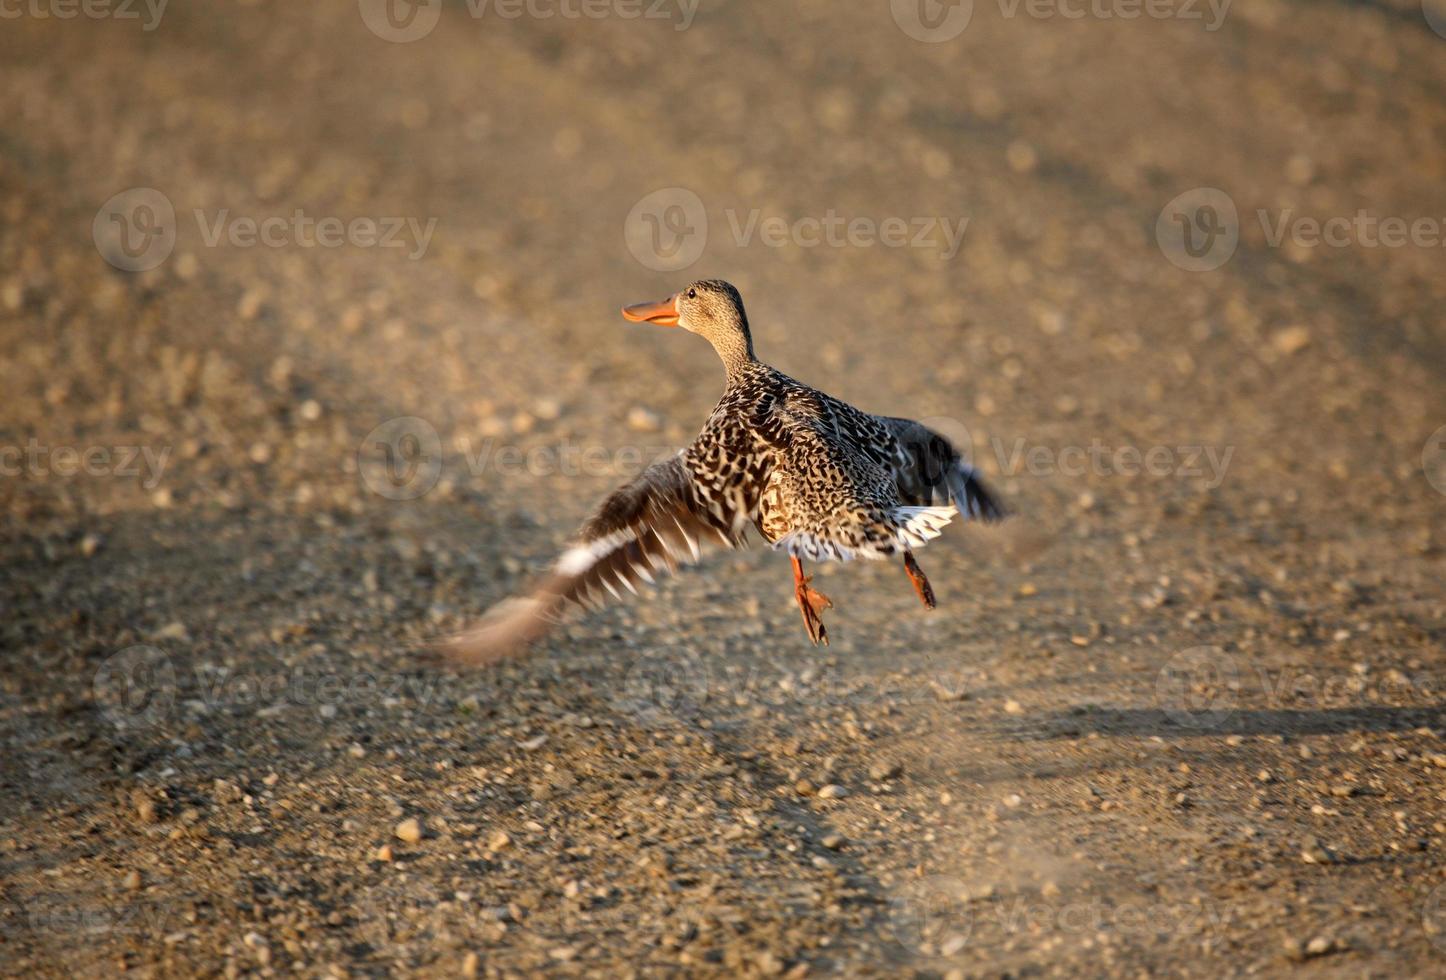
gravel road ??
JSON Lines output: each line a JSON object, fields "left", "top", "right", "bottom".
{"left": 2, "top": 0, "right": 1444, "bottom": 975}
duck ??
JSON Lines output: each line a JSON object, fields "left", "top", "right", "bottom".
{"left": 445, "top": 279, "right": 1004, "bottom": 662}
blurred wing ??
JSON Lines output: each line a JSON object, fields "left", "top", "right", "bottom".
{"left": 441, "top": 452, "right": 741, "bottom": 665}
{"left": 877, "top": 416, "right": 1007, "bottom": 521}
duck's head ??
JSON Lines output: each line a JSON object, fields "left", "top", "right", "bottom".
{"left": 622, "top": 279, "right": 755, "bottom": 372}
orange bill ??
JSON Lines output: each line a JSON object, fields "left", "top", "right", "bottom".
{"left": 621, "top": 294, "right": 680, "bottom": 327}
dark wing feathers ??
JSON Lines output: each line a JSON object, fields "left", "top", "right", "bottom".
{"left": 442, "top": 453, "right": 739, "bottom": 664}
{"left": 877, "top": 416, "right": 1006, "bottom": 521}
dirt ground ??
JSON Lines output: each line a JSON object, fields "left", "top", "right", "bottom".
{"left": 2, "top": 0, "right": 1444, "bottom": 976}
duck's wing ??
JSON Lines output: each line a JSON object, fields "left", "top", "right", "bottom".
{"left": 441, "top": 451, "right": 745, "bottom": 665}
{"left": 874, "top": 415, "right": 1006, "bottom": 522}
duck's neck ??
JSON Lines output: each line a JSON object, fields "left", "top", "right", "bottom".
{"left": 711, "top": 325, "right": 757, "bottom": 380}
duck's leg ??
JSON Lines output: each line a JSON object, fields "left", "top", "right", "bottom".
{"left": 791, "top": 555, "right": 833, "bottom": 646}
{"left": 903, "top": 550, "right": 936, "bottom": 610}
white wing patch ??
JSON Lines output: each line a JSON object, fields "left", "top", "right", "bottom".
{"left": 555, "top": 530, "right": 633, "bottom": 576}
{"left": 894, "top": 505, "right": 956, "bottom": 549}
{"left": 773, "top": 505, "right": 956, "bottom": 562}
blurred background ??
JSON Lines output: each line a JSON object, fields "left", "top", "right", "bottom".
{"left": 2, "top": 0, "right": 1444, "bottom": 975}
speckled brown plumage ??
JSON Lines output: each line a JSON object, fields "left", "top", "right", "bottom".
{"left": 444, "top": 279, "right": 1004, "bottom": 661}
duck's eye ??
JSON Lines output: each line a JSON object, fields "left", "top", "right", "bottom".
{"left": 687, "top": 288, "right": 697, "bottom": 299}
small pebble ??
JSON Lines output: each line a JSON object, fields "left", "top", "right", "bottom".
{"left": 1300, "top": 838, "right": 1336, "bottom": 864}
{"left": 395, "top": 818, "right": 423, "bottom": 843}
{"left": 1271, "top": 326, "right": 1311, "bottom": 356}
{"left": 627, "top": 406, "right": 662, "bottom": 432}
{"left": 940, "top": 933, "right": 969, "bottom": 956}
{"left": 868, "top": 761, "right": 903, "bottom": 781}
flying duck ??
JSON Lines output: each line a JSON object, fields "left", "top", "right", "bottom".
{"left": 446, "top": 279, "right": 1004, "bottom": 661}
